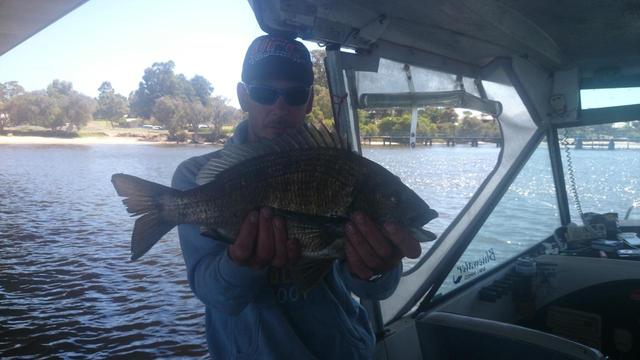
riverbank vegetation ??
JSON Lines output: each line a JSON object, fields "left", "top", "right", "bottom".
{"left": 1, "top": 50, "right": 638, "bottom": 144}
{"left": 0, "top": 61, "right": 243, "bottom": 143}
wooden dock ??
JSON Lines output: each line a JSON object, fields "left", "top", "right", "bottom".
{"left": 361, "top": 135, "right": 502, "bottom": 147}
{"left": 573, "top": 138, "right": 640, "bottom": 150}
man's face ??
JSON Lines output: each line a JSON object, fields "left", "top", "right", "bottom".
{"left": 237, "top": 79, "right": 314, "bottom": 141}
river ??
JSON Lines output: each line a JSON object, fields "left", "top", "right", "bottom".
{"left": 1, "top": 143, "right": 638, "bottom": 358}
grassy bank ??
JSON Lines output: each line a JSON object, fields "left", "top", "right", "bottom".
{"left": 0, "top": 121, "right": 237, "bottom": 145}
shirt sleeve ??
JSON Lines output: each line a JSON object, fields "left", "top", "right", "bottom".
{"left": 337, "top": 260, "right": 401, "bottom": 300}
{"left": 172, "top": 154, "right": 267, "bottom": 315}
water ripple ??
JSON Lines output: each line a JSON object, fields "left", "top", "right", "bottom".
{"left": 1, "top": 145, "right": 213, "bottom": 358}
{"left": 2, "top": 144, "right": 637, "bottom": 358}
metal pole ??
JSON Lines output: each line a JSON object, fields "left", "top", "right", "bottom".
{"left": 548, "top": 126, "right": 572, "bottom": 225}
{"left": 324, "top": 45, "right": 361, "bottom": 153}
{"left": 403, "top": 64, "right": 417, "bottom": 149}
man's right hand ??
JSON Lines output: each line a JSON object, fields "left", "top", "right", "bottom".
{"left": 228, "top": 207, "right": 300, "bottom": 269}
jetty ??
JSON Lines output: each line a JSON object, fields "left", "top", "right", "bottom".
{"left": 573, "top": 138, "right": 640, "bottom": 150}
{"left": 362, "top": 134, "right": 502, "bottom": 147}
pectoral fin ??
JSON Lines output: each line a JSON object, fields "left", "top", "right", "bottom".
{"left": 200, "top": 227, "right": 234, "bottom": 244}
{"left": 290, "top": 258, "right": 334, "bottom": 294}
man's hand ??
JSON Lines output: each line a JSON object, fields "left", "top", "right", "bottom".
{"left": 228, "top": 207, "right": 301, "bottom": 269}
{"left": 345, "top": 211, "right": 422, "bottom": 281}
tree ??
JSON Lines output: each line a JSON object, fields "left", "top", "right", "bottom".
{"left": 130, "top": 61, "right": 189, "bottom": 118}
{"left": 420, "top": 107, "right": 458, "bottom": 124}
{"left": 153, "top": 96, "right": 188, "bottom": 138}
{"left": 64, "top": 92, "right": 96, "bottom": 130}
{"left": 6, "top": 93, "right": 39, "bottom": 127}
{"left": 311, "top": 49, "right": 328, "bottom": 89}
{"left": 47, "top": 79, "right": 73, "bottom": 97}
{"left": 184, "top": 100, "right": 210, "bottom": 143}
{"left": 0, "top": 81, "right": 25, "bottom": 131}
{"left": 210, "top": 95, "right": 236, "bottom": 140}
{"left": 190, "top": 75, "right": 213, "bottom": 106}
{"left": 457, "top": 112, "right": 483, "bottom": 137}
{"left": 98, "top": 81, "right": 114, "bottom": 94}
{"left": 305, "top": 49, "right": 337, "bottom": 129}
{"left": 313, "top": 85, "right": 332, "bottom": 121}
{"left": 96, "top": 81, "right": 129, "bottom": 127}
{"left": 8, "top": 91, "right": 61, "bottom": 130}
{"left": 132, "top": 61, "right": 242, "bottom": 140}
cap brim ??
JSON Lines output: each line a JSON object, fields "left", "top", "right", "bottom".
{"left": 243, "top": 57, "right": 313, "bottom": 86}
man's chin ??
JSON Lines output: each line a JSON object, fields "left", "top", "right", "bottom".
{"left": 263, "top": 127, "right": 288, "bottom": 138}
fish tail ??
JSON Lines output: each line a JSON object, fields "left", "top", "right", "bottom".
{"left": 111, "top": 173, "right": 179, "bottom": 260}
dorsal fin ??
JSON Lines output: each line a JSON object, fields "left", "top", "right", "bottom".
{"left": 196, "top": 123, "right": 346, "bottom": 185}
{"left": 318, "top": 121, "right": 346, "bottom": 148}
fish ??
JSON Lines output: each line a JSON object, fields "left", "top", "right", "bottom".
{"left": 111, "top": 123, "right": 438, "bottom": 291}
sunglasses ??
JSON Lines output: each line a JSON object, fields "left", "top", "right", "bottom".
{"left": 244, "top": 84, "right": 311, "bottom": 106}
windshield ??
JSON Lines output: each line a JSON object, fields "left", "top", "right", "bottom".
{"left": 560, "top": 122, "right": 640, "bottom": 222}
{"left": 437, "top": 143, "right": 559, "bottom": 295}
{"left": 352, "top": 58, "right": 502, "bottom": 269}
{"left": 436, "top": 120, "right": 640, "bottom": 297}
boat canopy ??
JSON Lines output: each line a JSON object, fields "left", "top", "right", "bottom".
{"left": 249, "top": 0, "right": 640, "bottom": 324}
{"left": 0, "top": 0, "right": 89, "bottom": 57}
{"left": 249, "top": 0, "right": 640, "bottom": 128}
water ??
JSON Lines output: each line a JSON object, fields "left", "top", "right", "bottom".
{"left": 1, "top": 144, "right": 216, "bottom": 359}
{"left": 1, "top": 143, "right": 638, "bottom": 358}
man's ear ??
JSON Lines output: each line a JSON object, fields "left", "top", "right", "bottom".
{"left": 305, "top": 86, "right": 314, "bottom": 115}
{"left": 237, "top": 82, "right": 249, "bottom": 112}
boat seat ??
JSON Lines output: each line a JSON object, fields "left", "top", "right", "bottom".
{"left": 415, "top": 312, "right": 605, "bottom": 360}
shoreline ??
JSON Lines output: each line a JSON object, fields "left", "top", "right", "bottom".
{"left": 1, "top": 135, "right": 494, "bottom": 147}
{"left": 0, "top": 135, "right": 220, "bottom": 146}
{"left": 6, "top": 135, "right": 635, "bottom": 149}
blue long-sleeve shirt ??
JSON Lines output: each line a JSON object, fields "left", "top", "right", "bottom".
{"left": 172, "top": 122, "right": 400, "bottom": 359}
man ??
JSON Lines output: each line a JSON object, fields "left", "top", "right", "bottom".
{"left": 172, "top": 34, "right": 421, "bottom": 359}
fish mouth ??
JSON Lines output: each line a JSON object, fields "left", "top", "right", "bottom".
{"left": 410, "top": 228, "right": 438, "bottom": 243}
{"left": 406, "top": 208, "right": 439, "bottom": 228}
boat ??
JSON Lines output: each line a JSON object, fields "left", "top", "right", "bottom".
{"left": 246, "top": 1, "right": 640, "bottom": 359}
{"left": 2, "top": 1, "right": 639, "bottom": 359}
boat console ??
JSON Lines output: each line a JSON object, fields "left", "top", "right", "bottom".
{"left": 375, "top": 227, "right": 640, "bottom": 359}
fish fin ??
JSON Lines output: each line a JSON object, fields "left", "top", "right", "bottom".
{"left": 195, "top": 142, "right": 271, "bottom": 185}
{"left": 200, "top": 227, "right": 234, "bottom": 244}
{"left": 411, "top": 228, "right": 438, "bottom": 242}
{"left": 282, "top": 214, "right": 346, "bottom": 253}
{"left": 290, "top": 258, "right": 334, "bottom": 293}
{"left": 111, "top": 174, "right": 177, "bottom": 215}
{"left": 195, "top": 124, "right": 346, "bottom": 185}
{"left": 316, "top": 122, "right": 334, "bottom": 147}
{"left": 131, "top": 213, "right": 175, "bottom": 260}
{"left": 307, "top": 123, "right": 328, "bottom": 147}
{"left": 111, "top": 173, "right": 179, "bottom": 260}
{"left": 318, "top": 121, "right": 341, "bottom": 148}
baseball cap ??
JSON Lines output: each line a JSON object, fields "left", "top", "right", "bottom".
{"left": 241, "top": 34, "right": 314, "bottom": 86}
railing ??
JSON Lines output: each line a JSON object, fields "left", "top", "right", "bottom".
{"left": 572, "top": 138, "right": 640, "bottom": 150}
{"left": 361, "top": 134, "right": 502, "bottom": 147}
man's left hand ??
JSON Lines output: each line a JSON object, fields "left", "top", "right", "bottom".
{"left": 344, "top": 211, "right": 422, "bottom": 281}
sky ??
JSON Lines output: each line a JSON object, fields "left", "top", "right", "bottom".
{"left": 0, "top": 0, "right": 318, "bottom": 108}
{"left": 0, "top": 0, "right": 637, "bottom": 111}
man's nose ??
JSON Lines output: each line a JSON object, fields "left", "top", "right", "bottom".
{"left": 272, "top": 95, "right": 288, "bottom": 110}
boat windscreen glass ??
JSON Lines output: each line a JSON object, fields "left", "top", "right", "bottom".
{"left": 559, "top": 122, "right": 640, "bottom": 222}
{"left": 580, "top": 87, "right": 640, "bottom": 109}
{"left": 352, "top": 57, "right": 501, "bottom": 270}
{"left": 436, "top": 141, "right": 559, "bottom": 296}
{"left": 379, "top": 61, "right": 540, "bottom": 323}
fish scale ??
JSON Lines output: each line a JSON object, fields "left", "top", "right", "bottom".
{"left": 111, "top": 124, "right": 438, "bottom": 291}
